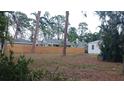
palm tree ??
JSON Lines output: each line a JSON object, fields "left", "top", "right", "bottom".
{"left": 10, "top": 11, "right": 30, "bottom": 39}
{"left": 50, "top": 15, "right": 65, "bottom": 40}
{"left": 39, "top": 11, "right": 54, "bottom": 39}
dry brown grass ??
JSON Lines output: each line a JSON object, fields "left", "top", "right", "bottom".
{"left": 15, "top": 53, "right": 124, "bottom": 80}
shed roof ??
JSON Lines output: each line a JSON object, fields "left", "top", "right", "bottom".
{"left": 13, "top": 38, "right": 33, "bottom": 44}
{"left": 88, "top": 40, "right": 101, "bottom": 44}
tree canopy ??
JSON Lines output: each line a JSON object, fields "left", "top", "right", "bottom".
{"left": 0, "top": 11, "right": 12, "bottom": 52}
{"left": 96, "top": 11, "right": 124, "bottom": 62}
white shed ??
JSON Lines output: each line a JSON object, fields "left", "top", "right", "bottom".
{"left": 88, "top": 40, "right": 101, "bottom": 54}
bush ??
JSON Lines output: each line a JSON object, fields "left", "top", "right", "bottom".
{"left": 0, "top": 50, "right": 67, "bottom": 81}
{"left": 0, "top": 50, "right": 33, "bottom": 81}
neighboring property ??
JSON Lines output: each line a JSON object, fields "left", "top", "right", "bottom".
{"left": 6, "top": 38, "right": 85, "bottom": 54}
{"left": 41, "top": 39, "right": 72, "bottom": 47}
{"left": 70, "top": 40, "right": 87, "bottom": 48}
{"left": 13, "top": 38, "right": 33, "bottom": 45}
{"left": 6, "top": 38, "right": 72, "bottom": 47}
{"left": 13, "top": 39, "right": 42, "bottom": 46}
{"left": 0, "top": 39, "right": 33, "bottom": 50}
{"left": 76, "top": 40, "right": 87, "bottom": 48}
{"left": 88, "top": 40, "right": 101, "bottom": 54}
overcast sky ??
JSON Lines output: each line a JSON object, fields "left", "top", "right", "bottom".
{"left": 1, "top": 0, "right": 124, "bottom": 33}
{"left": 1, "top": 0, "right": 123, "bottom": 33}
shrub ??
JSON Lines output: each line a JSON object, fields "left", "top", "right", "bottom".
{"left": 0, "top": 50, "right": 67, "bottom": 81}
{"left": 0, "top": 50, "right": 33, "bottom": 81}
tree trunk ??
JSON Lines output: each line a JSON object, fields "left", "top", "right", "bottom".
{"left": 14, "top": 28, "right": 18, "bottom": 39}
{"left": 2, "top": 12, "right": 9, "bottom": 54}
{"left": 122, "top": 55, "right": 124, "bottom": 74}
{"left": 57, "top": 26, "right": 60, "bottom": 40}
{"left": 12, "top": 12, "right": 19, "bottom": 39}
{"left": 63, "top": 11, "right": 69, "bottom": 56}
{"left": 31, "top": 11, "right": 41, "bottom": 53}
{"left": 57, "top": 31, "right": 60, "bottom": 40}
{"left": 3, "top": 16, "right": 9, "bottom": 54}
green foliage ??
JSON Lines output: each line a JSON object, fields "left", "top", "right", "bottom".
{"left": 0, "top": 50, "right": 67, "bottom": 81}
{"left": 30, "top": 11, "right": 56, "bottom": 40}
{"left": 39, "top": 12, "right": 55, "bottom": 39}
{"left": 96, "top": 11, "right": 124, "bottom": 62}
{"left": 10, "top": 11, "right": 31, "bottom": 38}
{"left": 0, "top": 11, "right": 12, "bottom": 51}
{"left": 0, "top": 12, "right": 6, "bottom": 31}
{"left": 80, "top": 32, "right": 101, "bottom": 43}
{"left": 78, "top": 22, "right": 88, "bottom": 36}
{"left": 15, "top": 11, "right": 30, "bottom": 29}
{"left": 0, "top": 51, "right": 33, "bottom": 80}
{"left": 15, "top": 55, "right": 33, "bottom": 80}
{"left": 68, "top": 27, "right": 78, "bottom": 43}
{"left": 50, "top": 15, "right": 66, "bottom": 40}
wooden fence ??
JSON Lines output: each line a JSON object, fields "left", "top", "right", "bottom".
{"left": 6, "top": 44, "right": 85, "bottom": 55}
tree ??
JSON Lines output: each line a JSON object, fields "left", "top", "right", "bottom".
{"left": 39, "top": 11, "right": 55, "bottom": 39}
{"left": 78, "top": 22, "right": 88, "bottom": 42}
{"left": 28, "top": 18, "right": 36, "bottom": 42}
{"left": 82, "top": 32, "right": 101, "bottom": 43}
{"left": 78, "top": 22, "right": 88, "bottom": 35}
{"left": 50, "top": 15, "right": 65, "bottom": 40}
{"left": 96, "top": 11, "right": 124, "bottom": 62}
{"left": 10, "top": 11, "right": 30, "bottom": 39}
{"left": 63, "top": 11, "right": 69, "bottom": 56}
{"left": 31, "top": 11, "right": 41, "bottom": 53}
{"left": 0, "top": 11, "right": 12, "bottom": 53}
{"left": 68, "top": 27, "right": 78, "bottom": 43}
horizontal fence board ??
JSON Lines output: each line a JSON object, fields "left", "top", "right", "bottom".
{"left": 6, "top": 44, "right": 85, "bottom": 54}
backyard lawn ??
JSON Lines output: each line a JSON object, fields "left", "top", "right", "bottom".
{"left": 15, "top": 54, "right": 124, "bottom": 80}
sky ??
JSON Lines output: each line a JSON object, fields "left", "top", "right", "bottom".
{"left": 1, "top": 0, "right": 124, "bottom": 34}
{"left": 0, "top": 0, "right": 124, "bottom": 32}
